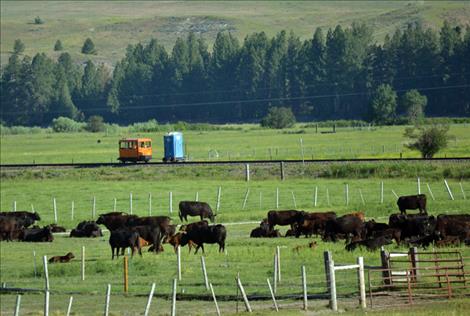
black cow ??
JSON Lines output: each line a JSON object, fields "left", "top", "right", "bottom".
{"left": 130, "top": 225, "right": 163, "bottom": 254}
{"left": 0, "top": 216, "right": 22, "bottom": 241}
{"left": 179, "top": 220, "right": 209, "bottom": 232}
{"left": 397, "top": 194, "right": 427, "bottom": 215}
{"left": 295, "top": 212, "right": 337, "bottom": 238}
{"left": 323, "top": 215, "right": 364, "bottom": 243}
{"left": 389, "top": 214, "right": 436, "bottom": 240}
{"left": 70, "top": 221, "right": 102, "bottom": 238}
{"left": 22, "top": 226, "right": 53, "bottom": 242}
{"left": 109, "top": 228, "right": 141, "bottom": 259}
{"left": 180, "top": 224, "right": 226, "bottom": 254}
{"left": 0, "top": 211, "right": 41, "bottom": 227}
{"left": 267, "top": 210, "right": 305, "bottom": 231}
{"left": 250, "top": 227, "right": 281, "bottom": 238}
{"left": 96, "top": 212, "right": 138, "bottom": 231}
{"left": 435, "top": 214, "right": 470, "bottom": 240}
{"left": 127, "top": 216, "right": 172, "bottom": 236}
{"left": 178, "top": 201, "right": 216, "bottom": 223}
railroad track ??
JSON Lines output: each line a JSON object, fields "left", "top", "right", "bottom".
{"left": 1, "top": 157, "right": 469, "bottom": 170}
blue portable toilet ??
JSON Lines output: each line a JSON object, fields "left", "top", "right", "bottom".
{"left": 163, "top": 132, "right": 185, "bottom": 162}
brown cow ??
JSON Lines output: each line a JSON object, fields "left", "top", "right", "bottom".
{"left": 180, "top": 220, "right": 209, "bottom": 232}
{"left": 96, "top": 212, "right": 137, "bottom": 231}
{"left": 295, "top": 212, "right": 336, "bottom": 238}
{"left": 267, "top": 210, "right": 305, "bottom": 231}
{"left": 345, "top": 212, "right": 365, "bottom": 222}
{"left": 397, "top": 194, "right": 427, "bottom": 215}
{"left": 49, "top": 252, "right": 75, "bottom": 263}
{"left": 164, "top": 232, "right": 197, "bottom": 253}
{"left": 293, "top": 241, "right": 317, "bottom": 253}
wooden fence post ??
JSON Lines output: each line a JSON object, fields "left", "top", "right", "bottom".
{"left": 14, "top": 294, "right": 21, "bottom": 316}
{"left": 66, "top": 296, "right": 73, "bottom": 316}
{"left": 71, "top": 201, "right": 74, "bottom": 220}
{"left": 267, "top": 278, "right": 279, "bottom": 312}
{"left": 216, "top": 186, "right": 221, "bottom": 213}
{"left": 276, "top": 188, "right": 279, "bottom": 209}
{"left": 123, "top": 256, "right": 129, "bottom": 293}
{"left": 169, "top": 191, "right": 173, "bottom": 213}
{"left": 209, "top": 283, "right": 221, "bottom": 316}
{"left": 201, "top": 256, "right": 209, "bottom": 290}
{"left": 242, "top": 189, "right": 250, "bottom": 210}
{"left": 177, "top": 245, "right": 181, "bottom": 281}
{"left": 359, "top": 189, "right": 365, "bottom": 205}
{"left": 33, "top": 250, "right": 38, "bottom": 278}
{"left": 144, "top": 283, "right": 156, "bottom": 316}
{"left": 246, "top": 163, "right": 250, "bottom": 182}
{"left": 104, "top": 284, "right": 111, "bottom": 316}
{"left": 314, "top": 186, "right": 318, "bottom": 207}
{"left": 291, "top": 191, "right": 297, "bottom": 208}
{"left": 380, "top": 248, "right": 392, "bottom": 285}
{"left": 43, "top": 255, "right": 49, "bottom": 290}
{"left": 328, "top": 258, "right": 337, "bottom": 311}
{"left": 92, "top": 196, "right": 96, "bottom": 219}
{"left": 380, "top": 182, "right": 384, "bottom": 204}
{"left": 302, "top": 265, "right": 308, "bottom": 311}
{"left": 410, "top": 247, "right": 419, "bottom": 281}
{"left": 323, "top": 251, "right": 332, "bottom": 288}
{"left": 53, "top": 198, "right": 57, "bottom": 223}
{"left": 426, "top": 184, "right": 435, "bottom": 201}
{"left": 171, "top": 279, "right": 177, "bottom": 316}
{"left": 357, "top": 257, "right": 366, "bottom": 308}
{"left": 444, "top": 179, "right": 455, "bottom": 200}
{"left": 237, "top": 275, "right": 252, "bottom": 313}
{"left": 81, "top": 246, "right": 85, "bottom": 281}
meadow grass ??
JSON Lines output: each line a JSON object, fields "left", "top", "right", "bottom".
{"left": 1, "top": 124, "right": 470, "bottom": 164}
{"left": 1, "top": 1, "right": 469, "bottom": 65}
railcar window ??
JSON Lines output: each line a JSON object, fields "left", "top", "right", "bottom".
{"left": 120, "top": 142, "right": 127, "bottom": 149}
{"left": 145, "top": 141, "right": 151, "bottom": 148}
{"left": 140, "top": 142, "right": 145, "bottom": 148}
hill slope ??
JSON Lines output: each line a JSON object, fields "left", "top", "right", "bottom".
{"left": 1, "top": 1, "right": 469, "bottom": 66}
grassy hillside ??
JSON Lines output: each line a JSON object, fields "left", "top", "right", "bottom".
{"left": 1, "top": 1, "right": 469, "bottom": 65}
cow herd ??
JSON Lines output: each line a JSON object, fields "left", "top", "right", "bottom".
{"left": 1, "top": 195, "right": 469, "bottom": 260}
{"left": 251, "top": 195, "right": 470, "bottom": 251}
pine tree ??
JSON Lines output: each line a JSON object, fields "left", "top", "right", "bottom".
{"left": 54, "top": 40, "right": 63, "bottom": 51}
{"left": 81, "top": 38, "right": 96, "bottom": 55}
{"left": 13, "top": 39, "right": 25, "bottom": 54}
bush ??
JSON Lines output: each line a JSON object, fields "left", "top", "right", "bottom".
{"left": 260, "top": 107, "right": 296, "bottom": 129}
{"left": 0, "top": 125, "right": 50, "bottom": 135}
{"left": 86, "top": 115, "right": 105, "bottom": 132}
{"left": 54, "top": 40, "right": 63, "bottom": 51}
{"left": 13, "top": 39, "right": 25, "bottom": 54}
{"left": 51, "top": 117, "right": 84, "bottom": 133}
{"left": 404, "top": 124, "right": 452, "bottom": 158}
{"left": 34, "top": 16, "right": 44, "bottom": 25}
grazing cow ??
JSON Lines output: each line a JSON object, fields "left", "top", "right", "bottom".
{"left": 323, "top": 215, "right": 364, "bottom": 243}
{"left": 295, "top": 212, "right": 337, "bottom": 238}
{"left": 109, "top": 228, "right": 141, "bottom": 259}
{"left": 389, "top": 214, "right": 436, "bottom": 239}
{"left": 267, "top": 210, "right": 306, "bottom": 231}
{"left": 180, "top": 220, "right": 209, "bottom": 232}
{"left": 406, "top": 234, "right": 438, "bottom": 249}
{"left": 49, "top": 252, "right": 75, "bottom": 263}
{"left": 346, "top": 236, "right": 393, "bottom": 252}
{"left": 0, "top": 211, "right": 41, "bottom": 227}
{"left": 397, "top": 194, "right": 427, "bottom": 215}
{"left": 22, "top": 226, "right": 53, "bottom": 242}
{"left": 178, "top": 201, "right": 216, "bottom": 223}
{"left": 70, "top": 221, "right": 102, "bottom": 238}
{"left": 127, "top": 216, "right": 172, "bottom": 236}
{"left": 130, "top": 225, "right": 163, "bottom": 254}
{"left": 435, "top": 215, "right": 470, "bottom": 240}
{"left": 96, "top": 212, "right": 138, "bottom": 231}
{"left": 180, "top": 224, "right": 226, "bottom": 254}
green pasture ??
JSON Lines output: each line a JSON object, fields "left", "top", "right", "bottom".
{"left": 1, "top": 124, "right": 470, "bottom": 164}
{"left": 2, "top": 1, "right": 469, "bottom": 65}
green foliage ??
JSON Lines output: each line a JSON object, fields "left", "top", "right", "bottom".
{"left": 404, "top": 125, "right": 452, "bottom": 158}
{"left": 34, "top": 16, "right": 44, "bottom": 24}
{"left": 401, "top": 89, "right": 427, "bottom": 124}
{"left": 54, "top": 39, "right": 63, "bottom": 51}
{"left": 51, "top": 117, "right": 85, "bottom": 133}
{"left": 13, "top": 39, "right": 25, "bottom": 54}
{"left": 260, "top": 107, "right": 296, "bottom": 129}
{"left": 85, "top": 115, "right": 105, "bottom": 132}
{"left": 370, "top": 84, "right": 397, "bottom": 124}
{"left": 81, "top": 38, "right": 96, "bottom": 55}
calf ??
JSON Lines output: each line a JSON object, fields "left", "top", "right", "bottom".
{"left": 180, "top": 224, "right": 226, "bottom": 254}
{"left": 346, "top": 236, "right": 393, "bottom": 252}
{"left": 295, "top": 212, "right": 336, "bottom": 237}
{"left": 70, "top": 221, "right": 102, "bottom": 238}
{"left": 397, "top": 194, "right": 427, "bottom": 215}
{"left": 179, "top": 201, "right": 216, "bottom": 222}
{"left": 109, "top": 228, "right": 141, "bottom": 260}
{"left": 49, "top": 252, "right": 75, "bottom": 263}
{"left": 165, "top": 232, "right": 196, "bottom": 253}
{"left": 293, "top": 241, "right": 317, "bottom": 254}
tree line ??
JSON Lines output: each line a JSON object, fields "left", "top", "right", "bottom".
{"left": 1, "top": 21, "right": 469, "bottom": 126}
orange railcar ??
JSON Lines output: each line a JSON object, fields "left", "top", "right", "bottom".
{"left": 118, "top": 138, "right": 152, "bottom": 163}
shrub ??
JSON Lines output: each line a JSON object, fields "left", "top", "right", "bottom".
{"left": 13, "top": 39, "right": 25, "bottom": 54}
{"left": 54, "top": 40, "right": 63, "bottom": 51}
{"left": 404, "top": 124, "right": 452, "bottom": 158}
{"left": 34, "top": 16, "right": 44, "bottom": 25}
{"left": 260, "top": 107, "right": 296, "bottom": 129}
{"left": 81, "top": 38, "right": 96, "bottom": 55}
{"left": 86, "top": 115, "right": 105, "bottom": 132}
{"left": 51, "top": 117, "right": 84, "bottom": 133}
